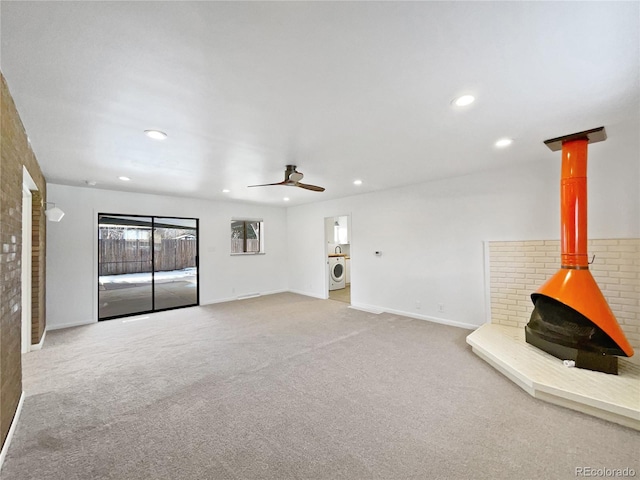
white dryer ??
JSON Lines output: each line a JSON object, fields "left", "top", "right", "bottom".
{"left": 329, "top": 256, "right": 346, "bottom": 290}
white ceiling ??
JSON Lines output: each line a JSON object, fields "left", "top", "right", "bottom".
{"left": 1, "top": 1, "right": 638, "bottom": 206}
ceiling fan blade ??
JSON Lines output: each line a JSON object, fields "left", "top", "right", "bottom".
{"left": 248, "top": 181, "right": 287, "bottom": 188}
{"left": 296, "top": 182, "right": 325, "bottom": 192}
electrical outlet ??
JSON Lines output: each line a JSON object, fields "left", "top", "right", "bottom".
{"left": 416, "top": 300, "right": 421, "bottom": 310}
{"left": 438, "top": 303, "right": 445, "bottom": 313}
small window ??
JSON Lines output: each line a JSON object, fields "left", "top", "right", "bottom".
{"left": 231, "top": 220, "right": 264, "bottom": 254}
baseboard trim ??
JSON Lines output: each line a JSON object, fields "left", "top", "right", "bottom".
{"left": 287, "top": 289, "right": 326, "bottom": 300}
{"left": 201, "top": 296, "right": 236, "bottom": 306}
{"left": 260, "top": 289, "right": 288, "bottom": 296}
{"left": 30, "top": 329, "right": 46, "bottom": 350}
{"left": 349, "top": 303, "right": 384, "bottom": 314}
{"left": 201, "top": 289, "right": 289, "bottom": 306}
{"left": 236, "top": 293, "right": 261, "bottom": 300}
{"left": 383, "top": 308, "right": 478, "bottom": 330}
{"left": 47, "top": 319, "right": 96, "bottom": 331}
{"left": 0, "top": 391, "right": 25, "bottom": 473}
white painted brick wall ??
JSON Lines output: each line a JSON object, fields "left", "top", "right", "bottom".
{"left": 488, "top": 238, "right": 640, "bottom": 351}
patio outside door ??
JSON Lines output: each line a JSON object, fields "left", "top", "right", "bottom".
{"left": 98, "top": 214, "right": 199, "bottom": 320}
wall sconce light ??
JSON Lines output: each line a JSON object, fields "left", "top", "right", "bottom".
{"left": 44, "top": 202, "right": 65, "bottom": 222}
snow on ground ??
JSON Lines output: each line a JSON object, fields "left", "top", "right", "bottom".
{"left": 99, "top": 268, "right": 197, "bottom": 284}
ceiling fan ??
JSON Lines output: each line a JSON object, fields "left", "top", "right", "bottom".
{"left": 248, "top": 165, "right": 325, "bottom": 192}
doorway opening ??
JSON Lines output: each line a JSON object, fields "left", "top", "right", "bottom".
{"left": 98, "top": 214, "right": 199, "bottom": 320}
{"left": 21, "top": 168, "right": 38, "bottom": 353}
{"left": 325, "top": 214, "right": 351, "bottom": 304}
{"left": 21, "top": 186, "right": 32, "bottom": 353}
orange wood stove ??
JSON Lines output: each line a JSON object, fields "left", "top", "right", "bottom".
{"left": 526, "top": 127, "right": 634, "bottom": 374}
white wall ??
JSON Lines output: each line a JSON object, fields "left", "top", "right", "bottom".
{"left": 287, "top": 123, "right": 640, "bottom": 329}
{"left": 46, "top": 184, "right": 288, "bottom": 329}
{"left": 46, "top": 122, "right": 639, "bottom": 331}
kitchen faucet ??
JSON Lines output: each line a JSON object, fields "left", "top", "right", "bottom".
{"left": 335, "top": 245, "right": 342, "bottom": 254}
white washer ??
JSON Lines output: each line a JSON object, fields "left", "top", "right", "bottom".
{"left": 329, "top": 256, "right": 346, "bottom": 290}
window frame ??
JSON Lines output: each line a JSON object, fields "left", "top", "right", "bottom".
{"left": 230, "top": 219, "right": 265, "bottom": 255}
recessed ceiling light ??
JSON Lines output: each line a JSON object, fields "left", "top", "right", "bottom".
{"left": 144, "top": 130, "right": 167, "bottom": 140}
{"left": 222, "top": 189, "right": 230, "bottom": 193}
{"left": 118, "top": 176, "right": 131, "bottom": 181}
{"left": 283, "top": 197, "right": 290, "bottom": 202}
{"left": 353, "top": 179, "right": 363, "bottom": 185}
{"left": 452, "top": 95, "right": 475, "bottom": 107}
{"left": 495, "top": 138, "right": 513, "bottom": 148}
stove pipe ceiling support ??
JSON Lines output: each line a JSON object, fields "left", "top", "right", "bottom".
{"left": 528, "top": 127, "right": 634, "bottom": 369}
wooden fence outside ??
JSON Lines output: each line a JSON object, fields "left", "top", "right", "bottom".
{"left": 99, "top": 239, "right": 197, "bottom": 275}
{"left": 231, "top": 239, "right": 260, "bottom": 254}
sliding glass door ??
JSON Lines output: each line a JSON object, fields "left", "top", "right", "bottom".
{"left": 153, "top": 217, "right": 198, "bottom": 310}
{"left": 98, "top": 214, "right": 199, "bottom": 320}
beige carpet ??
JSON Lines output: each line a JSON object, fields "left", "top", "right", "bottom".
{"left": 3, "top": 293, "right": 638, "bottom": 479}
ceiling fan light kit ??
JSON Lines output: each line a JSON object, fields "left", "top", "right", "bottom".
{"left": 248, "top": 165, "right": 325, "bottom": 192}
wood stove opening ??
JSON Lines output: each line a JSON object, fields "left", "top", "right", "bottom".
{"left": 527, "top": 295, "right": 625, "bottom": 374}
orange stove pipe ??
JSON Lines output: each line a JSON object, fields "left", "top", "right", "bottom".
{"left": 531, "top": 127, "right": 634, "bottom": 358}
{"left": 560, "top": 139, "right": 589, "bottom": 269}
